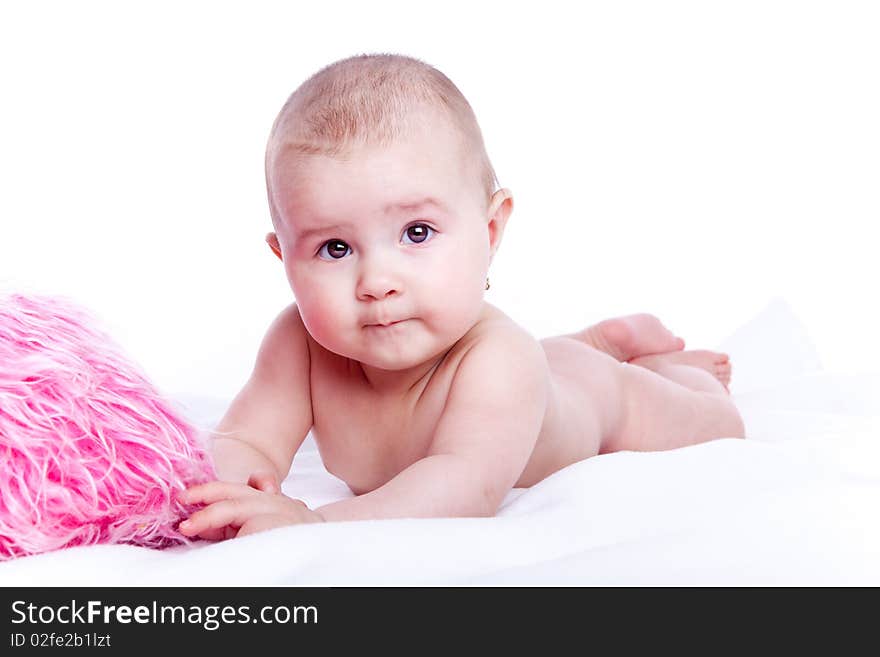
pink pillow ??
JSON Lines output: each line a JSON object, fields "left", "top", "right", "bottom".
{"left": 0, "top": 293, "right": 215, "bottom": 560}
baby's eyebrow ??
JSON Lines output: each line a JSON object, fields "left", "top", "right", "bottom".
{"left": 296, "top": 223, "right": 353, "bottom": 241}
{"left": 384, "top": 197, "right": 447, "bottom": 214}
{"left": 295, "top": 197, "right": 447, "bottom": 241}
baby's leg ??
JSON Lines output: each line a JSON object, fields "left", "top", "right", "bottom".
{"left": 629, "top": 353, "right": 731, "bottom": 393}
{"left": 541, "top": 337, "right": 744, "bottom": 460}
{"left": 567, "top": 314, "right": 685, "bottom": 361}
{"left": 603, "top": 357, "right": 745, "bottom": 454}
{"left": 564, "top": 314, "right": 732, "bottom": 390}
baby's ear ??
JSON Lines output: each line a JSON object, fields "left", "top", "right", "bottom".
{"left": 266, "top": 232, "right": 283, "bottom": 261}
{"left": 486, "top": 188, "right": 513, "bottom": 260}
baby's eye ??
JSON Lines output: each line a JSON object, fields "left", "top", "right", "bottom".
{"left": 317, "top": 239, "right": 351, "bottom": 260}
{"left": 402, "top": 223, "right": 435, "bottom": 245}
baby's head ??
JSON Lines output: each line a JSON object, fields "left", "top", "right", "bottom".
{"left": 264, "top": 53, "right": 512, "bottom": 371}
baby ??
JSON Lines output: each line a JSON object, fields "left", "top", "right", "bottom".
{"left": 179, "top": 53, "right": 744, "bottom": 539}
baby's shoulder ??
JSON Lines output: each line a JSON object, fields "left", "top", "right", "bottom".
{"left": 468, "top": 302, "right": 538, "bottom": 342}
{"left": 252, "top": 302, "right": 311, "bottom": 381}
{"left": 452, "top": 303, "right": 545, "bottom": 369}
{"left": 438, "top": 304, "right": 549, "bottom": 424}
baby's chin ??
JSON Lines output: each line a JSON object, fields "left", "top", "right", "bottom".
{"left": 312, "top": 319, "right": 463, "bottom": 370}
{"left": 353, "top": 345, "right": 436, "bottom": 372}
{"left": 353, "top": 333, "right": 457, "bottom": 371}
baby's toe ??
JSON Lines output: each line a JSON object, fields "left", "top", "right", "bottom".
{"left": 715, "top": 361, "right": 732, "bottom": 382}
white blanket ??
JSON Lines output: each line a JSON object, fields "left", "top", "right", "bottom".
{"left": 2, "top": 299, "right": 878, "bottom": 585}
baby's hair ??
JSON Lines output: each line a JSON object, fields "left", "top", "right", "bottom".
{"left": 265, "top": 52, "right": 499, "bottom": 226}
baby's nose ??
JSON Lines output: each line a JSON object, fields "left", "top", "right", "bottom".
{"left": 356, "top": 271, "right": 401, "bottom": 300}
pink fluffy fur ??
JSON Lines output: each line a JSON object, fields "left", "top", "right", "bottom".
{"left": 0, "top": 293, "right": 216, "bottom": 560}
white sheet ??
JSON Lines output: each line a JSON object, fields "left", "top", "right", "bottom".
{"left": 2, "top": 298, "right": 878, "bottom": 585}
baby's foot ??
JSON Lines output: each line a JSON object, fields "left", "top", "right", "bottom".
{"left": 629, "top": 350, "right": 732, "bottom": 390}
{"left": 577, "top": 313, "right": 686, "bottom": 362}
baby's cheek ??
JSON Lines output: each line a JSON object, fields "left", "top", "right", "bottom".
{"left": 303, "top": 303, "right": 340, "bottom": 341}
{"left": 423, "top": 272, "right": 482, "bottom": 333}
{"left": 294, "top": 289, "right": 345, "bottom": 344}
{"left": 434, "top": 236, "right": 484, "bottom": 283}
{"left": 448, "top": 248, "right": 486, "bottom": 297}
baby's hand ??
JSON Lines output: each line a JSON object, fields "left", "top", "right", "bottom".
{"left": 245, "top": 470, "right": 281, "bottom": 494}
{"left": 178, "top": 476, "right": 324, "bottom": 540}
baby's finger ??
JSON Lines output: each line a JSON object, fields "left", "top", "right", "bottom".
{"left": 237, "top": 515, "right": 290, "bottom": 538}
{"left": 248, "top": 471, "right": 280, "bottom": 494}
{"left": 180, "top": 524, "right": 232, "bottom": 542}
{"left": 179, "top": 499, "right": 254, "bottom": 536}
{"left": 181, "top": 481, "right": 256, "bottom": 505}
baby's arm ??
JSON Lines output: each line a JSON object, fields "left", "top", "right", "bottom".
{"left": 317, "top": 328, "right": 549, "bottom": 521}
{"left": 210, "top": 303, "right": 313, "bottom": 485}
{"left": 181, "top": 326, "right": 548, "bottom": 538}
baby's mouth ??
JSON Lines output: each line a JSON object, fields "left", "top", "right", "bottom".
{"left": 366, "top": 319, "right": 407, "bottom": 328}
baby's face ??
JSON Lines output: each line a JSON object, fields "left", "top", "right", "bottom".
{"left": 269, "top": 116, "right": 504, "bottom": 371}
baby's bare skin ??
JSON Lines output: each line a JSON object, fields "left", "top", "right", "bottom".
{"left": 181, "top": 299, "right": 744, "bottom": 537}
{"left": 305, "top": 302, "right": 741, "bottom": 493}
{"left": 179, "top": 101, "right": 744, "bottom": 539}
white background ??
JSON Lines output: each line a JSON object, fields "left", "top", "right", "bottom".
{"left": 1, "top": 1, "right": 877, "bottom": 400}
